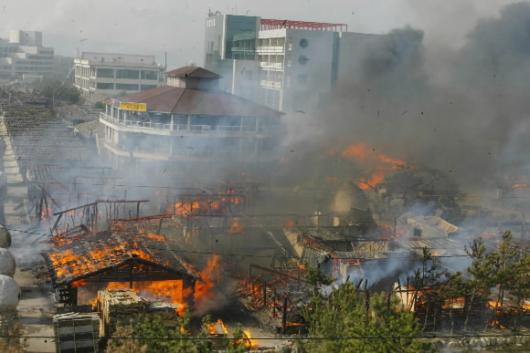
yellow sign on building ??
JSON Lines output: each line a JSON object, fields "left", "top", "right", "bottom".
{"left": 119, "top": 102, "right": 147, "bottom": 112}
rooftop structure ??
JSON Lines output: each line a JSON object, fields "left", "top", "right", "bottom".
{"left": 166, "top": 65, "right": 220, "bottom": 89}
{"left": 74, "top": 51, "right": 165, "bottom": 98}
{"left": 99, "top": 65, "right": 282, "bottom": 172}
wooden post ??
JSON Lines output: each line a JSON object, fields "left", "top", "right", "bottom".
{"left": 282, "top": 296, "right": 288, "bottom": 334}
{"left": 262, "top": 282, "right": 267, "bottom": 309}
{"left": 272, "top": 288, "right": 277, "bottom": 317}
{"left": 157, "top": 218, "right": 163, "bottom": 234}
{"left": 94, "top": 203, "right": 98, "bottom": 233}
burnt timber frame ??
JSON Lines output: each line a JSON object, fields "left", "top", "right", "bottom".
{"left": 51, "top": 199, "right": 149, "bottom": 235}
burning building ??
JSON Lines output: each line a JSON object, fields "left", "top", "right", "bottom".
{"left": 43, "top": 225, "right": 198, "bottom": 312}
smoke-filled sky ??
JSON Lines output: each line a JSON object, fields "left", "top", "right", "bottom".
{"left": 0, "top": 0, "right": 517, "bottom": 67}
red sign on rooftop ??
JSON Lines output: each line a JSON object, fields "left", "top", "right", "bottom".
{"left": 260, "top": 19, "right": 347, "bottom": 32}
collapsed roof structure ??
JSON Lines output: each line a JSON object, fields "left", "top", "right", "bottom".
{"left": 43, "top": 225, "right": 198, "bottom": 306}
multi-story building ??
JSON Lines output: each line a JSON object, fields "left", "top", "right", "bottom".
{"left": 204, "top": 11, "right": 259, "bottom": 72}
{"left": 204, "top": 13, "right": 382, "bottom": 113}
{"left": 98, "top": 65, "right": 282, "bottom": 176}
{"left": 73, "top": 52, "right": 165, "bottom": 98}
{"left": 256, "top": 23, "right": 342, "bottom": 112}
{"left": 0, "top": 30, "right": 54, "bottom": 79}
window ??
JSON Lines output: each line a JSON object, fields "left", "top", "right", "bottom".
{"left": 140, "top": 84, "right": 157, "bottom": 91}
{"left": 116, "top": 83, "right": 139, "bottom": 91}
{"left": 97, "top": 68, "right": 114, "bottom": 78}
{"left": 116, "top": 69, "right": 139, "bottom": 79}
{"left": 299, "top": 38, "right": 309, "bottom": 48}
{"left": 298, "top": 55, "right": 309, "bottom": 65}
{"left": 141, "top": 70, "right": 158, "bottom": 80}
{"left": 96, "top": 82, "right": 114, "bottom": 90}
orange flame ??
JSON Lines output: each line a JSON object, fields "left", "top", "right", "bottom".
{"left": 284, "top": 219, "right": 296, "bottom": 229}
{"left": 342, "top": 143, "right": 370, "bottom": 160}
{"left": 194, "top": 255, "right": 222, "bottom": 304}
{"left": 107, "top": 280, "right": 188, "bottom": 315}
{"left": 170, "top": 193, "right": 243, "bottom": 217}
{"left": 229, "top": 218, "right": 244, "bottom": 234}
{"left": 341, "top": 142, "right": 407, "bottom": 191}
{"left": 206, "top": 319, "right": 228, "bottom": 336}
{"left": 487, "top": 300, "right": 502, "bottom": 310}
{"left": 357, "top": 171, "right": 385, "bottom": 190}
{"left": 242, "top": 330, "right": 258, "bottom": 349}
{"left": 145, "top": 233, "right": 167, "bottom": 242}
{"left": 48, "top": 241, "right": 155, "bottom": 280}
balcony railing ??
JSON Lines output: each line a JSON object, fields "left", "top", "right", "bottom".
{"left": 100, "top": 113, "right": 251, "bottom": 135}
{"left": 259, "top": 62, "right": 284, "bottom": 71}
{"left": 256, "top": 46, "right": 285, "bottom": 54}
{"left": 101, "top": 113, "right": 173, "bottom": 130}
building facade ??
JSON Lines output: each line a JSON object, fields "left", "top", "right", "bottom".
{"left": 256, "top": 27, "right": 339, "bottom": 112}
{"left": 74, "top": 52, "right": 165, "bottom": 97}
{"left": 204, "top": 13, "right": 382, "bottom": 113}
{"left": 99, "top": 66, "right": 282, "bottom": 177}
{"left": 0, "top": 30, "right": 54, "bottom": 79}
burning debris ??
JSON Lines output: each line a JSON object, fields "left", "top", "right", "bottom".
{"left": 43, "top": 223, "right": 199, "bottom": 310}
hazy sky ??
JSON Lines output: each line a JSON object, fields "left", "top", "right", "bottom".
{"left": 0, "top": 0, "right": 518, "bottom": 67}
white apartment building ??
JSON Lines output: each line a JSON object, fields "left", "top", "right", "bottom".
{"left": 0, "top": 30, "right": 54, "bottom": 79}
{"left": 256, "top": 27, "right": 339, "bottom": 112}
{"left": 74, "top": 52, "right": 165, "bottom": 97}
{"left": 204, "top": 14, "right": 382, "bottom": 113}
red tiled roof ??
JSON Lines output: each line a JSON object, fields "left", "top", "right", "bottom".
{"left": 166, "top": 66, "right": 220, "bottom": 79}
{"left": 120, "top": 86, "right": 282, "bottom": 118}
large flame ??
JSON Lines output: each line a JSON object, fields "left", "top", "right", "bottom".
{"left": 47, "top": 241, "right": 155, "bottom": 279}
{"left": 101, "top": 255, "right": 223, "bottom": 315}
{"left": 487, "top": 300, "right": 502, "bottom": 310}
{"left": 242, "top": 330, "right": 258, "bottom": 349}
{"left": 341, "top": 142, "right": 407, "bottom": 190}
{"left": 107, "top": 280, "right": 189, "bottom": 315}
{"left": 194, "top": 255, "right": 222, "bottom": 304}
{"left": 206, "top": 319, "right": 228, "bottom": 336}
